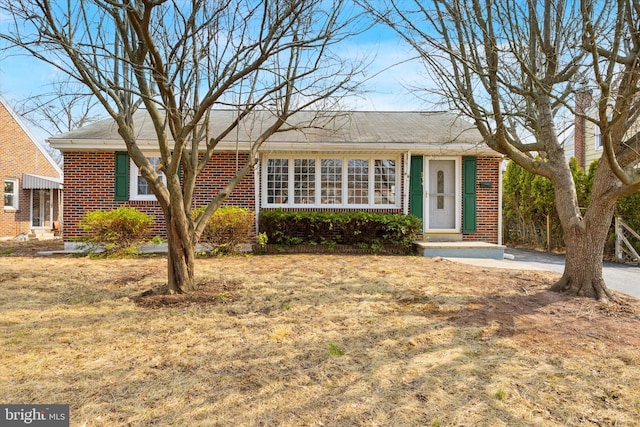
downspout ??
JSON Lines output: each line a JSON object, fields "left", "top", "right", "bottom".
{"left": 498, "top": 158, "right": 504, "bottom": 245}
{"left": 59, "top": 189, "right": 64, "bottom": 237}
{"left": 403, "top": 151, "right": 411, "bottom": 215}
{"left": 254, "top": 155, "right": 260, "bottom": 235}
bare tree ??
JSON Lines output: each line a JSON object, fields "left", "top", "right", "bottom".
{"left": 10, "top": 78, "right": 102, "bottom": 165}
{"left": 0, "top": 0, "right": 366, "bottom": 293}
{"left": 14, "top": 77, "right": 102, "bottom": 136}
{"left": 364, "top": 0, "right": 640, "bottom": 301}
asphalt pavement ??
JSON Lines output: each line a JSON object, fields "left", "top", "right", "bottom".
{"left": 445, "top": 247, "right": 640, "bottom": 299}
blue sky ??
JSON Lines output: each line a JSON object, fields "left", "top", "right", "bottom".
{"left": 0, "top": 12, "right": 430, "bottom": 145}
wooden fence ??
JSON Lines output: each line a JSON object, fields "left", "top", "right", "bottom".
{"left": 615, "top": 216, "right": 640, "bottom": 264}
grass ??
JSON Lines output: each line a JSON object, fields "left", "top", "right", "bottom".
{"left": 328, "top": 343, "right": 345, "bottom": 356}
{"left": 0, "top": 251, "right": 639, "bottom": 426}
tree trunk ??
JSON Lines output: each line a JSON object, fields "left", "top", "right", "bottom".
{"left": 165, "top": 210, "right": 196, "bottom": 294}
{"left": 551, "top": 201, "right": 617, "bottom": 302}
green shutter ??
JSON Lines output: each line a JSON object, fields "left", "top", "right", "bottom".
{"left": 463, "top": 156, "right": 477, "bottom": 233}
{"left": 409, "top": 156, "right": 424, "bottom": 223}
{"left": 114, "top": 151, "right": 129, "bottom": 201}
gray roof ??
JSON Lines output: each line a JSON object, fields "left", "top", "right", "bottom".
{"left": 48, "top": 110, "right": 500, "bottom": 156}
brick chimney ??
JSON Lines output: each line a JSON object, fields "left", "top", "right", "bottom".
{"left": 574, "top": 89, "right": 592, "bottom": 169}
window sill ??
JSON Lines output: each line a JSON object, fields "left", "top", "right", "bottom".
{"left": 263, "top": 204, "right": 399, "bottom": 209}
{"left": 129, "top": 196, "right": 158, "bottom": 202}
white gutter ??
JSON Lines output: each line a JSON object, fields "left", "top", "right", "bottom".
{"left": 48, "top": 139, "right": 503, "bottom": 157}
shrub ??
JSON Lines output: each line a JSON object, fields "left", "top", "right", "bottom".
{"left": 79, "top": 207, "right": 153, "bottom": 255}
{"left": 194, "top": 206, "right": 254, "bottom": 254}
{"left": 502, "top": 158, "right": 585, "bottom": 251}
{"left": 259, "top": 210, "right": 421, "bottom": 248}
{"left": 503, "top": 157, "right": 640, "bottom": 257}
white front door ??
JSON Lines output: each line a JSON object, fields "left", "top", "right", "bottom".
{"left": 427, "top": 160, "right": 456, "bottom": 230}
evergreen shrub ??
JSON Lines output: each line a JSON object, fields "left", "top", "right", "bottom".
{"left": 194, "top": 206, "right": 254, "bottom": 254}
{"left": 79, "top": 207, "right": 153, "bottom": 255}
{"left": 259, "top": 210, "right": 421, "bottom": 248}
{"left": 503, "top": 157, "right": 640, "bottom": 256}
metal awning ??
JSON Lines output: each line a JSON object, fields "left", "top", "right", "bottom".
{"left": 22, "top": 173, "right": 63, "bottom": 190}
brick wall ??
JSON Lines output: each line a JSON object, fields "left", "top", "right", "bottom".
{"left": 1, "top": 100, "right": 62, "bottom": 237}
{"left": 62, "top": 151, "right": 255, "bottom": 240}
{"left": 574, "top": 89, "right": 592, "bottom": 169}
{"left": 462, "top": 156, "right": 501, "bottom": 243}
{"left": 62, "top": 151, "right": 501, "bottom": 244}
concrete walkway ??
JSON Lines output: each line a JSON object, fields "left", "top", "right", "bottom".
{"left": 445, "top": 247, "right": 640, "bottom": 299}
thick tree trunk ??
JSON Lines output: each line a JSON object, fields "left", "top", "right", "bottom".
{"left": 543, "top": 147, "right": 621, "bottom": 302}
{"left": 550, "top": 201, "right": 617, "bottom": 302}
{"left": 165, "top": 210, "right": 196, "bottom": 294}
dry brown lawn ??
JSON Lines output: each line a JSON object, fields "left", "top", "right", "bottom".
{"left": 1, "top": 240, "right": 639, "bottom": 426}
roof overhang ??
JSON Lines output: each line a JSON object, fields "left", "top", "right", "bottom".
{"left": 47, "top": 139, "right": 502, "bottom": 157}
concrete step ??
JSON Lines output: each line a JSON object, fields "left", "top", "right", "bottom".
{"left": 414, "top": 241, "right": 506, "bottom": 260}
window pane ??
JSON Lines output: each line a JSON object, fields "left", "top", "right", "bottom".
{"left": 374, "top": 159, "right": 396, "bottom": 205}
{"left": 137, "top": 157, "right": 161, "bottom": 195}
{"left": 321, "top": 159, "right": 342, "bottom": 204}
{"left": 348, "top": 159, "right": 368, "bottom": 204}
{"left": 294, "top": 159, "right": 315, "bottom": 204}
{"left": 267, "top": 159, "right": 289, "bottom": 204}
{"left": 437, "top": 170, "right": 444, "bottom": 209}
{"left": 4, "top": 180, "right": 15, "bottom": 207}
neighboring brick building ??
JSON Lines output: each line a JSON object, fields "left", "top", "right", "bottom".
{"left": 1, "top": 96, "right": 63, "bottom": 238}
{"left": 49, "top": 110, "right": 504, "bottom": 247}
{"left": 563, "top": 89, "right": 604, "bottom": 169}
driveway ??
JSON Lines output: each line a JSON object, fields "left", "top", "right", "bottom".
{"left": 446, "top": 247, "right": 640, "bottom": 299}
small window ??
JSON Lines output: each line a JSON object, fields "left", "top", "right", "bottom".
{"left": 4, "top": 178, "right": 19, "bottom": 209}
{"left": 437, "top": 170, "right": 445, "bottom": 209}
{"left": 595, "top": 124, "right": 602, "bottom": 150}
{"left": 130, "top": 157, "right": 166, "bottom": 201}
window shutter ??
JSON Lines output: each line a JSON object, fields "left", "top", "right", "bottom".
{"left": 409, "top": 156, "right": 424, "bottom": 222}
{"left": 462, "top": 156, "right": 477, "bottom": 233}
{"left": 114, "top": 151, "right": 129, "bottom": 201}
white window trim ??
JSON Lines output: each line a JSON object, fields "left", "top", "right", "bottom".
{"left": 4, "top": 178, "right": 19, "bottom": 210}
{"left": 261, "top": 154, "right": 401, "bottom": 209}
{"left": 594, "top": 124, "right": 602, "bottom": 151}
{"left": 129, "top": 157, "right": 166, "bottom": 201}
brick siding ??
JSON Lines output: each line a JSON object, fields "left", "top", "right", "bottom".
{"left": 62, "top": 151, "right": 255, "bottom": 240}
{"left": 1, "top": 100, "right": 62, "bottom": 237}
{"left": 62, "top": 151, "right": 501, "bottom": 244}
{"left": 462, "top": 157, "right": 500, "bottom": 243}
